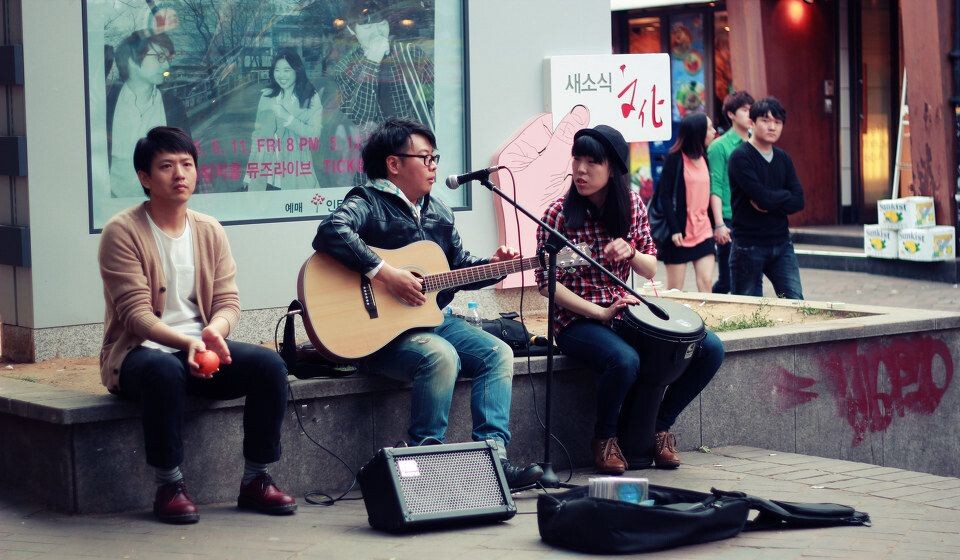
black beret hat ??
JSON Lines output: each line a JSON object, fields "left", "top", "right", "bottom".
{"left": 573, "top": 124, "right": 630, "bottom": 174}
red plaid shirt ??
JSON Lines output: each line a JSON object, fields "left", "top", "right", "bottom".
{"left": 535, "top": 191, "right": 657, "bottom": 333}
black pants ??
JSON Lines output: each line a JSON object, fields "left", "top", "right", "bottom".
{"left": 119, "top": 341, "right": 289, "bottom": 469}
{"left": 712, "top": 218, "right": 734, "bottom": 294}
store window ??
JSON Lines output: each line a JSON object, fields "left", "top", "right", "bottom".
{"left": 614, "top": 6, "right": 725, "bottom": 204}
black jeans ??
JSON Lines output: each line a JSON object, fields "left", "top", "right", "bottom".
{"left": 556, "top": 320, "right": 724, "bottom": 438}
{"left": 119, "top": 341, "right": 289, "bottom": 469}
{"left": 712, "top": 218, "right": 734, "bottom": 294}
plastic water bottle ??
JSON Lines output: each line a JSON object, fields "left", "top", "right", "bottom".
{"left": 465, "top": 301, "right": 483, "bottom": 329}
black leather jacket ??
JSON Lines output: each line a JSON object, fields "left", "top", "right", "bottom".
{"left": 312, "top": 186, "right": 495, "bottom": 309}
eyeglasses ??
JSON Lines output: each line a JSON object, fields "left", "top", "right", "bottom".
{"left": 393, "top": 153, "right": 440, "bottom": 167}
{"left": 144, "top": 50, "right": 174, "bottom": 65}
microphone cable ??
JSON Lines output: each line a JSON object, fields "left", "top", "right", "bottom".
{"left": 272, "top": 312, "right": 363, "bottom": 506}
{"left": 501, "top": 167, "right": 575, "bottom": 484}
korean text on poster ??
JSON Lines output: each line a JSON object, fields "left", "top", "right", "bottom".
{"left": 545, "top": 54, "right": 671, "bottom": 142}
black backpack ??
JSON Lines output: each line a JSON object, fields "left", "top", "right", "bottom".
{"left": 537, "top": 484, "right": 870, "bottom": 554}
{"left": 480, "top": 312, "right": 551, "bottom": 357}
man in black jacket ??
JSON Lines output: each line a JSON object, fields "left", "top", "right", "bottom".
{"left": 727, "top": 97, "right": 805, "bottom": 300}
{"left": 313, "top": 118, "right": 542, "bottom": 489}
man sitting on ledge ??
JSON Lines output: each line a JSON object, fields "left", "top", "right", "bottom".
{"left": 313, "top": 117, "right": 543, "bottom": 489}
{"left": 98, "top": 126, "right": 296, "bottom": 523}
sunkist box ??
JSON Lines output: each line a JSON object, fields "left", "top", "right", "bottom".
{"left": 898, "top": 226, "right": 956, "bottom": 261}
{"left": 863, "top": 225, "right": 898, "bottom": 259}
{"left": 877, "top": 196, "right": 936, "bottom": 229}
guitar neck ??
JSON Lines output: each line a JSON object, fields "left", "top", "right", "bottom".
{"left": 423, "top": 255, "right": 540, "bottom": 292}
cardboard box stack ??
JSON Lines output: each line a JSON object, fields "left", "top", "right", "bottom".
{"left": 863, "top": 224, "right": 898, "bottom": 259}
{"left": 898, "top": 226, "right": 955, "bottom": 261}
{"left": 868, "top": 196, "right": 955, "bottom": 261}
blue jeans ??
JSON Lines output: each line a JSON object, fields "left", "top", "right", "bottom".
{"left": 118, "top": 341, "right": 289, "bottom": 469}
{"left": 363, "top": 315, "right": 514, "bottom": 452}
{"left": 730, "top": 240, "right": 804, "bottom": 300}
{"left": 712, "top": 218, "right": 733, "bottom": 294}
{"left": 556, "top": 320, "right": 724, "bottom": 437}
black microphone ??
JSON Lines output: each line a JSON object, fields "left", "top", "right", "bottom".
{"left": 445, "top": 166, "right": 505, "bottom": 189}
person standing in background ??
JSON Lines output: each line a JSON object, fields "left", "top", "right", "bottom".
{"left": 652, "top": 113, "right": 718, "bottom": 292}
{"left": 728, "top": 97, "right": 805, "bottom": 300}
{"left": 707, "top": 91, "right": 753, "bottom": 293}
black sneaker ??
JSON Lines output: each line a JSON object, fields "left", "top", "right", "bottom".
{"left": 500, "top": 458, "right": 544, "bottom": 490}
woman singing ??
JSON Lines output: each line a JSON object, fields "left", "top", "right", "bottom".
{"left": 536, "top": 124, "right": 724, "bottom": 474}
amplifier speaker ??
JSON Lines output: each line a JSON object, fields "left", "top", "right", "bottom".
{"left": 358, "top": 440, "right": 517, "bottom": 532}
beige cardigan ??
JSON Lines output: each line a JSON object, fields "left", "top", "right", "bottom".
{"left": 98, "top": 203, "right": 241, "bottom": 391}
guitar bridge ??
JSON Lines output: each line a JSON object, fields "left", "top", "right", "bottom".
{"left": 360, "top": 276, "right": 378, "bottom": 319}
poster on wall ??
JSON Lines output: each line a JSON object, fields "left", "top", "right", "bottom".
{"left": 668, "top": 13, "right": 706, "bottom": 121}
{"left": 83, "top": 0, "right": 466, "bottom": 232}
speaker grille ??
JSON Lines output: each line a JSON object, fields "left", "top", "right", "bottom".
{"left": 394, "top": 449, "right": 507, "bottom": 516}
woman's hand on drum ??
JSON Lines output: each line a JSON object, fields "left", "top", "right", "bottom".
{"left": 603, "top": 238, "right": 636, "bottom": 262}
{"left": 595, "top": 295, "right": 641, "bottom": 322}
{"left": 671, "top": 232, "right": 684, "bottom": 247}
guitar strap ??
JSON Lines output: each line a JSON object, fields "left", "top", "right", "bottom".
{"left": 280, "top": 299, "right": 303, "bottom": 370}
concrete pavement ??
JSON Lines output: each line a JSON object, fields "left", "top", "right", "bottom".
{"left": 1, "top": 445, "right": 958, "bottom": 559}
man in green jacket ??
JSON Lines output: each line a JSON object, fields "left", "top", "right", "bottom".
{"left": 707, "top": 90, "right": 753, "bottom": 293}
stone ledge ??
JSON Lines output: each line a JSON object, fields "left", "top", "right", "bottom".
{"left": 0, "top": 355, "right": 582, "bottom": 426}
{"left": 3, "top": 295, "right": 959, "bottom": 513}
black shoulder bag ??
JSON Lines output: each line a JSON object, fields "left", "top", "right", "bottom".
{"left": 647, "top": 156, "right": 681, "bottom": 243}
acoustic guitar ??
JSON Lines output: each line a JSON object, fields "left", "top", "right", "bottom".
{"left": 297, "top": 240, "right": 589, "bottom": 362}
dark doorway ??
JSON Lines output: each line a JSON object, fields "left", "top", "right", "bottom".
{"left": 762, "top": 0, "right": 840, "bottom": 226}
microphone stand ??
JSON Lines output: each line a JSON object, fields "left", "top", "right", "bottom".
{"left": 477, "top": 177, "right": 668, "bottom": 489}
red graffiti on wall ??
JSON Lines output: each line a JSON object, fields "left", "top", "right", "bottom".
{"left": 767, "top": 366, "right": 819, "bottom": 412}
{"left": 818, "top": 336, "right": 954, "bottom": 446}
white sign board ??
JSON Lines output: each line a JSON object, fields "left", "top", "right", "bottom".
{"left": 545, "top": 53, "right": 672, "bottom": 142}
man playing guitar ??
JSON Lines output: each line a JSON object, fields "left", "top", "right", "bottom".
{"left": 312, "top": 118, "right": 543, "bottom": 489}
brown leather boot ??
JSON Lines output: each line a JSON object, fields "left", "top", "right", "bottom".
{"left": 592, "top": 437, "right": 627, "bottom": 475}
{"left": 654, "top": 431, "right": 681, "bottom": 469}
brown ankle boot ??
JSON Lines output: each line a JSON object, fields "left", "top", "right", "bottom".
{"left": 654, "top": 431, "right": 681, "bottom": 469}
{"left": 592, "top": 437, "right": 627, "bottom": 475}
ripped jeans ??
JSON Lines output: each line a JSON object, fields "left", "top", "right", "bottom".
{"left": 362, "top": 314, "right": 514, "bottom": 452}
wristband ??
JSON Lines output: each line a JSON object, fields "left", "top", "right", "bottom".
{"left": 714, "top": 224, "right": 727, "bottom": 231}
{"left": 628, "top": 246, "right": 637, "bottom": 260}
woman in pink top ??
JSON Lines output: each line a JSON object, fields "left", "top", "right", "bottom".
{"left": 651, "top": 113, "right": 719, "bottom": 291}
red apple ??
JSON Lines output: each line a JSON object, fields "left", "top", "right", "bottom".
{"left": 195, "top": 350, "right": 220, "bottom": 377}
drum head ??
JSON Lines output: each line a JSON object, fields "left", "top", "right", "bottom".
{"left": 623, "top": 298, "right": 704, "bottom": 340}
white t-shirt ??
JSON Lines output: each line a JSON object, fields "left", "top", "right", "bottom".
{"left": 141, "top": 214, "right": 203, "bottom": 353}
